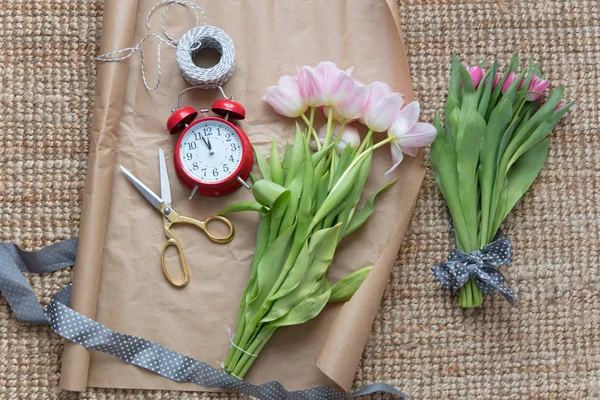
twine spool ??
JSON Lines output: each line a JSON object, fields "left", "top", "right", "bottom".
{"left": 96, "top": 0, "right": 236, "bottom": 91}
{"left": 176, "top": 25, "right": 236, "bottom": 89}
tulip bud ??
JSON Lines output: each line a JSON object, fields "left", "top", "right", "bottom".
{"left": 361, "top": 82, "right": 404, "bottom": 132}
{"left": 502, "top": 72, "right": 523, "bottom": 94}
{"left": 492, "top": 72, "right": 503, "bottom": 90}
{"left": 526, "top": 72, "right": 549, "bottom": 101}
{"left": 313, "top": 61, "right": 355, "bottom": 106}
{"left": 331, "top": 82, "right": 368, "bottom": 122}
{"left": 311, "top": 123, "right": 361, "bottom": 153}
{"left": 466, "top": 65, "right": 485, "bottom": 89}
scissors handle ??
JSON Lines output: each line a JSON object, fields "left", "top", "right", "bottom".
{"left": 160, "top": 228, "right": 190, "bottom": 288}
{"left": 178, "top": 215, "right": 235, "bottom": 244}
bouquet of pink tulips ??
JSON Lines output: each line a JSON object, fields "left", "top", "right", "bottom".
{"left": 219, "top": 61, "right": 436, "bottom": 378}
{"left": 431, "top": 54, "right": 572, "bottom": 308}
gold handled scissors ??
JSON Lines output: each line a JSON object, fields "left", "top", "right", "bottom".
{"left": 120, "top": 148, "right": 235, "bottom": 288}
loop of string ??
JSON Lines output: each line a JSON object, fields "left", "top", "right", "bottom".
{"left": 146, "top": 0, "right": 207, "bottom": 41}
{"left": 227, "top": 327, "right": 257, "bottom": 358}
{"left": 96, "top": 0, "right": 235, "bottom": 92}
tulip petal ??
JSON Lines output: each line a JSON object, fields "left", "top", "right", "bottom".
{"left": 400, "top": 146, "right": 419, "bottom": 157}
{"left": 278, "top": 75, "right": 297, "bottom": 90}
{"left": 398, "top": 122, "right": 438, "bottom": 149}
{"left": 365, "top": 92, "right": 404, "bottom": 132}
{"left": 338, "top": 124, "right": 361, "bottom": 150}
{"left": 332, "top": 82, "right": 367, "bottom": 121}
{"left": 389, "top": 101, "right": 420, "bottom": 137}
{"left": 297, "top": 66, "right": 324, "bottom": 107}
{"left": 384, "top": 142, "right": 404, "bottom": 176}
{"left": 327, "top": 72, "right": 354, "bottom": 105}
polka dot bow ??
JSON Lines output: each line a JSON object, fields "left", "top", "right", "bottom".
{"left": 431, "top": 233, "right": 516, "bottom": 305}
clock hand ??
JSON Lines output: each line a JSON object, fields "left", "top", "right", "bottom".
{"left": 200, "top": 135, "right": 214, "bottom": 155}
{"left": 206, "top": 136, "right": 214, "bottom": 155}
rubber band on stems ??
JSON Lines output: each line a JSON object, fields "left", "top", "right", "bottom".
{"left": 227, "top": 327, "right": 257, "bottom": 358}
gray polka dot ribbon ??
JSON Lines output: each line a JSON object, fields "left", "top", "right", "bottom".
{"left": 0, "top": 238, "right": 408, "bottom": 399}
{"left": 431, "top": 232, "right": 517, "bottom": 305}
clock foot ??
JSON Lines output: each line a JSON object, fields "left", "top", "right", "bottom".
{"left": 236, "top": 176, "right": 251, "bottom": 189}
{"left": 188, "top": 185, "right": 199, "bottom": 200}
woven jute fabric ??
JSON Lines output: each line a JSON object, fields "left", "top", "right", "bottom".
{"left": 0, "top": 0, "right": 597, "bottom": 399}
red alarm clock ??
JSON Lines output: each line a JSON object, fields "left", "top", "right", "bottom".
{"left": 167, "top": 98, "right": 253, "bottom": 198}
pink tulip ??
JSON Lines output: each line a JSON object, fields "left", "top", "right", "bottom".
{"left": 313, "top": 61, "right": 355, "bottom": 106}
{"left": 554, "top": 102, "right": 566, "bottom": 113}
{"left": 553, "top": 102, "right": 569, "bottom": 118}
{"left": 361, "top": 82, "right": 405, "bottom": 132}
{"left": 385, "top": 101, "right": 437, "bottom": 176}
{"left": 297, "top": 66, "right": 324, "bottom": 107}
{"left": 492, "top": 72, "right": 503, "bottom": 90}
{"left": 263, "top": 75, "right": 308, "bottom": 118}
{"left": 311, "top": 123, "right": 361, "bottom": 152}
{"left": 526, "top": 72, "right": 549, "bottom": 101}
{"left": 466, "top": 65, "right": 485, "bottom": 89}
{"left": 501, "top": 72, "right": 522, "bottom": 94}
{"left": 331, "top": 81, "right": 369, "bottom": 122}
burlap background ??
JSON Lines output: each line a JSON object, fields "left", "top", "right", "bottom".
{"left": 0, "top": 0, "right": 597, "bottom": 399}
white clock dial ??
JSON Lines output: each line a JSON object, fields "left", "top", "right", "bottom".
{"left": 179, "top": 120, "right": 243, "bottom": 182}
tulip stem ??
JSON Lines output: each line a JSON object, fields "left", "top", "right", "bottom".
{"left": 324, "top": 106, "right": 334, "bottom": 147}
{"left": 356, "top": 129, "right": 374, "bottom": 155}
{"left": 332, "top": 119, "right": 347, "bottom": 149}
{"left": 301, "top": 108, "right": 320, "bottom": 149}
{"left": 325, "top": 136, "right": 393, "bottom": 201}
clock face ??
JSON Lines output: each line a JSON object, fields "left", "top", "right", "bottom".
{"left": 178, "top": 120, "right": 243, "bottom": 183}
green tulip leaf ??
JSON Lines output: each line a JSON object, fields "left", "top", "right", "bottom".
{"left": 500, "top": 138, "right": 550, "bottom": 222}
{"left": 270, "top": 140, "right": 284, "bottom": 185}
{"left": 265, "top": 240, "right": 310, "bottom": 306}
{"left": 279, "top": 171, "right": 304, "bottom": 233}
{"left": 315, "top": 171, "right": 330, "bottom": 211}
{"left": 456, "top": 108, "right": 487, "bottom": 252}
{"left": 285, "top": 125, "right": 305, "bottom": 185}
{"left": 253, "top": 146, "right": 271, "bottom": 181}
{"left": 311, "top": 155, "right": 365, "bottom": 232}
{"left": 344, "top": 180, "right": 396, "bottom": 237}
{"left": 281, "top": 142, "right": 292, "bottom": 174}
{"left": 478, "top": 61, "right": 498, "bottom": 118}
{"left": 262, "top": 224, "right": 341, "bottom": 322}
{"left": 218, "top": 202, "right": 267, "bottom": 215}
{"left": 431, "top": 114, "right": 470, "bottom": 251}
{"left": 329, "top": 265, "right": 373, "bottom": 303}
{"left": 245, "top": 223, "right": 295, "bottom": 318}
{"left": 311, "top": 143, "right": 335, "bottom": 165}
{"left": 331, "top": 145, "right": 354, "bottom": 187}
{"left": 252, "top": 179, "right": 289, "bottom": 209}
{"left": 268, "top": 277, "right": 331, "bottom": 328}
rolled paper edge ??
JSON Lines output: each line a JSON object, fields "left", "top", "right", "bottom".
{"left": 59, "top": 0, "right": 141, "bottom": 392}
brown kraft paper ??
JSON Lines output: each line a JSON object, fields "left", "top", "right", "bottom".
{"left": 59, "top": 0, "right": 140, "bottom": 392}
{"left": 60, "top": 0, "right": 425, "bottom": 393}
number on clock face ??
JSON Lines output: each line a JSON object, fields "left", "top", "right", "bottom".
{"left": 179, "top": 121, "right": 243, "bottom": 182}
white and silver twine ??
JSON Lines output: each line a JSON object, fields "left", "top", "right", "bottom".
{"left": 96, "top": 0, "right": 236, "bottom": 91}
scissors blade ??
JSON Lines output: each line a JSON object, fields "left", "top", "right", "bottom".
{"left": 158, "top": 148, "right": 172, "bottom": 207}
{"left": 120, "top": 165, "right": 164, "bottom": 211}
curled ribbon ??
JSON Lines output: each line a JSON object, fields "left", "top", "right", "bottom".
{"left": 0, "top": 238, "right": 408, "bottom": 399}
{"left": 431, "top": 232, "right": 517, "bottom": 305}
